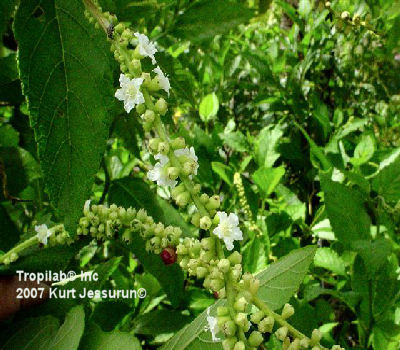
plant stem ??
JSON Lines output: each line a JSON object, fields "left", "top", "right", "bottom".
{"left": 0, "top": 236, "right": 38, "bottom": 264}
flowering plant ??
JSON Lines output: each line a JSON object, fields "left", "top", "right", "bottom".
{"left": 0, "top": 0, "right": 399, "bottom": 349}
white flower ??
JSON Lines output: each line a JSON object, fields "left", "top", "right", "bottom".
{"left": 153, "top": 66, "right": 170, "bottom": 96}
{"left": 147, "top": 154, "right": 177, "bottom": 188}
{"left": 213, "top": 212, "right": 243, "bottom": 251}
{"left": 174, "top": 147, "right": 199, "bottom": 175}
{"left": 35, "top": 224, "right": 52, "bottom": 245}
{"left": 115, "top": 74, "right": 145, "bottom": 113}
{"left": 205, "top": 307, "right": 220, "bottom": 342}
{"left": 134, "top": 32, "right": 157, "bottom": 64}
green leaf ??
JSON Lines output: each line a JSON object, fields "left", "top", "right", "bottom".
{"left": 172, "top": 0, "right": 253, "bottom": 42}
{"left": 211, "top": 162, "right": 233, "bottom": 186}
{"left": 350, "top": 134, "right": 375, "bottom": 166}
{"left": 0, "top": 124, "right": 19, "bottom": 148}
{"left": 372, "top": 149, "right": 400, "bottom": 203}
{"left": 320, "top": 174, "right": 371, "bottom": 245}
{"left": 243, "top": 238, "right": 268, "bottom": 273}
{"left": 298, "top": 0, "right": 312, "bottom": 17}
{"left": 81, "top": 323, "right": 141, "bottom": 350}
{"left": 219, "top": 131, "right": 249, "bottom": 152}
{"left": 0, "top": 55, "right": 24, "bottom": 104}
{"left": 256, "top": 245, "right": 317, "bottom": 310}
{"left": 133, "top": 310, "right": 192, "bottom": 335}
{"left": 109, "top": 177, "right": 193, "bottom": 235}
{"left": 14, "top": 0, "right": 114, "bottom": 231}
{"left": 255, "top": 124, "right": 283, "bottom": 167}
{"left": 312, "top": 98, "right": 331, "bottom": 139}
{"left": 314, "top": 248, "right": 346, "bottom": 275}
{"left": 0, "top": 315, "right": 60, "bottom": 350}
{"left": 199, "top": 93, "right": 219, "bottom": 122}
{"left": 0, "top": 0, "right": 17, "bottom": 36}
{"left": 253, "top": 166, "right": 285, "bottom": 197}
{"left": 48, "top": 305, "right": 85, "bottom": 350}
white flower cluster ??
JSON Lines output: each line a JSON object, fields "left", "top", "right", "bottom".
{"left": 213, "top": 211, "right": 243, "bottom": 251}
{"left": 114, "top": 33, "right": 170, "bottom": 113}
{"left": 147, "top": 147, "right": 199, "bottom": 188}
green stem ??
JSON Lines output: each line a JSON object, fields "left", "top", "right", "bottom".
{"left": 0, "top": 236, "right": 38, "bottom": 264}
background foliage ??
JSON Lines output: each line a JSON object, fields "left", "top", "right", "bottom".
{"left": 0, "top": 0, "right": 400, "bottom": 349}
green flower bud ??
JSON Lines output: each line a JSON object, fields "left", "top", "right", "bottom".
{"left": 200, "top": 193, "right": 209, "bottom": 204}
{"left": 288, "top": 339, "right": 300, "bottom": 350}
{"left": 234, "top": 297, "right": 247, "bottom": 312}
{"left": 128, "top": 59, "right": 141, "bottom": 75}
{"left": 143, "top": 109, "right": 155, "bottom": 123}
{"left": 222, "top": 337, "right": 237, "bottom": 350}
{"left": 176, "top": 243, "right": 188, "bottom": 255}
{"left": 200, "top": 216, "right": 212, "bottom": 230}
{"left": 157, "top": 141, "right": 170, "bottom": 154}
{"left": 191, "top": 212, "right": 201, "bottom": 227}
{"left": 228, "top": 251, "right": 242, "bottom": 265}
{"left": 258, "top": 316, "right": 274, "bottom": 333}
{"left": 114, "top": 23, "right": 124, "bottom": 34}
{"left": 200, "top": 251, "right": 214, "bottom": 263}
{"left": 122, "top": 230, "right": 132, "bottom": 243}
{"left": 282, "top": 303, "right": 295, "bottom": 319}
{"left": 148, "top": 77, "right": 160, "bottom": 91}
{"left": 217, "top": 306, "right": 230, "bottom": 316}
{"left": 176, "top": 192, "right": 190, "bottom": 207}
{"left": 250, "top": 310, "right": 264, "bottom": 324}
{"left": 206, "top": 195, "right": 221, "bottom": 210}
{"left": 248, "top": 331, "right": 263, "bottom": 347}
{"left": 167, "top": 167, "right": 180, "bottom": 180}
{"left": 171, "top": 137, "right": 186, "bottom": 150}
{"left": 201, "top": 237, "right": 215, "bottom": 251}
{"left": 217, "top": 259, "right": 230, "bottom": 273}
{"left": 193, "top": 184, "right": 201, "bottom": 193}
{"left": 250, "top": 278, "right": 260, "bottom": 296}
{"left": 233, "top": 341, "right": 245, "bottom": 350}
{"left": 196, "top": 267, "right": 208, "bottom": 279}
{"left": 141, "top": 72, "right": 151, "bottom": 86}
{"left": 223, "top": 320, "right": 237, "bottom": 336}
{"left": 311, "top": 329, "right": 322, "bottom": 346}
{"left": 283, "top": 337, "right": 291, "bottom": 349}
{"left": 341, "top": 11, "right": 350, "bottom": 19}
{"left": 275, "top": 327, "right": 288, "bottom": 341}
{"left": 300, "top": 338, "right": 310, "bottom": 348}
{"left": 331, "top": 346, "right": 344, "bottom": 350}
{"left": 171, "top": 183, "right": 186, "bottom": 199}
{"left": 234, "top": 313, "right": 248, "bottom": 329}
{"left": 155, "top": 98, "right": 168, "bottom": 115}
{"left": 210, "top": 278, "right": 224, "bottom": 291}
{"left": 136, "top": 103, "right": 146, "bottom": 115}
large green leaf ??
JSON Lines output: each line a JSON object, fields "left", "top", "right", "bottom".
{"left": 253, "top": 166, "right": 285, "bottom": 197}
{"left": 321, "top": 175, "right": 371, "bottom": 245}
{"left": 372, "top": 150, "right": 400, "bottom": 204}
{"left": 14, "top": 0, "right": 114, "bottom": 231}
{"left": 0, "top": 204, "right": 20, "bottom": 251}
{"left": 255, "top": 124, "right": 283, "bottom": 167}
{"left": 172, "top": 0, "right": 253, "bottom": 42}
{"left": 48, "top": 305, "right": 85, "bottom": 350}
{"left": 314, "top": 247, "right": 346, "bottom": 276}
{"left": 81, "top": 323, "right": 141, "bottom": 350}
{"left": 0, "top": 305, "right": 85, "bottom": 350}
{"left": 0, "top": 0, "right": 17, "bottom": 36}
{"left": 256, "top": 245, "right": 317, "bottom": 310}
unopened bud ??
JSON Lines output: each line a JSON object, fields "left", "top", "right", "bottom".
{"left": 282, "top": 303, "right": 295, "bottom": 319}
{"left": 136, "top": 103, "right": 146, "bottom": 115}
{"left": 250, "top": 310, "right": 264, "bottom": 324}
{"left": 258, "top": 316, "right": 274, "bottom": 333}
{"left": 311, "top": 329, "right": 322, "bottom": 346}
{"left": 341, "top": 11, "right": 350, "bottom": 19}
{"left": 248, "top": 331, "right": 263, "bottom": 347}
{"left": 223, "top": 320, "right": 237, "bottom": 336}
{"left": 300, "top": 338, "right": 310, "bottom": 348}
{"left": 234, "top": 313, "right": 249, "bottom": 330}
{"left": 222, "top": 337, "right": 237, "bottom": 350}
{"left": 167, "top": 167, "right": 179, "bottom": 180}
{"left": 191, "top": 212, "right": 201, "bottom": 227}
{"left": 233, "top": 341, "right": 245, "bottom": 350}
{"left": 275, "top": 327, "right": 288, "bottom": 341}
{"left": 206, "top": 195, "right": 221, "bottom": 210}
{"left": 157, "top": 141, "right": 169, "bottom": 154}
{"left": 200, "top": 216, "right": 212, "bottom": 230}
{"left": 217, "top": 306, "right": 230, "bottom": 316}
{"left": 228, "top": 251, "right": 242, "bottom": 265}
{"left": 171, "top": 137, "right": 186, "bottom": 150}
{"left": 155, "top": 98, "right": 168, "bottom": 115}
{"left": 142, "top": 109, "right": 155, "bottom": 123}
{"left": 234, "top": 297, "right": 247, "bottom": 312}
{"left": 218, "top": 259, "right": 230, "bottom": 273}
